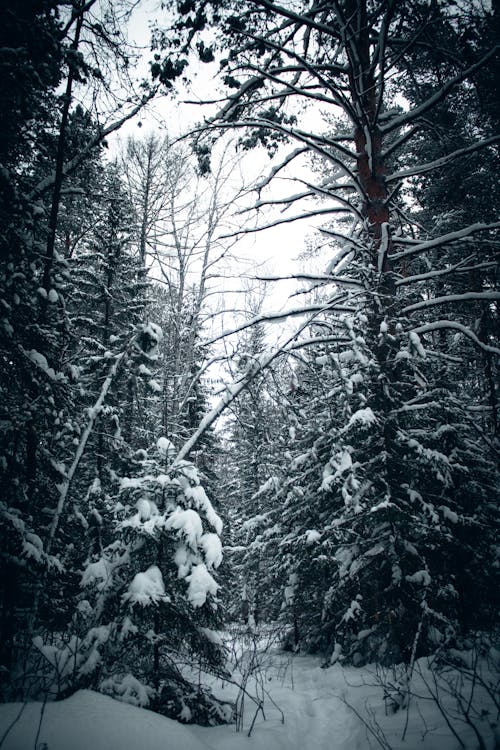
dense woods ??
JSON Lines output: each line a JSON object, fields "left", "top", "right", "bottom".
{"left": 0, "top": 0, "right": 498, "bottom": 745}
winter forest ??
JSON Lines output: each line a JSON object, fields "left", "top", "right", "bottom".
{"left": 0, "top": 1, "right": 499, "bottom": 748}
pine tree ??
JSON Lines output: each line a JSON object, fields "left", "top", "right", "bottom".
{"left": 74, "top": 440, "right": 229, "bottom": 723}
{"left": 225, "top": 321, "right": 284, "bottom": 626}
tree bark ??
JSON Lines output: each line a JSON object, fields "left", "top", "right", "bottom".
{"left": 42, "top": 4, "right": 88, "bottom": 292}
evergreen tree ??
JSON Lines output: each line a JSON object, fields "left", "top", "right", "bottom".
{"left": 0, "top": 0, "right": 155, "bottom": 700}
{"left": 225, "top": 321, "right": 284, "bottom": 626}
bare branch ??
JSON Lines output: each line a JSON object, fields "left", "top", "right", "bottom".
{"left": 28, "top": 91, "right": 158, "bottom": 201}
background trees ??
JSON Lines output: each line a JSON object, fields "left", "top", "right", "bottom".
{"left": 223, "top": 315, "right": 285, "bottom": 626}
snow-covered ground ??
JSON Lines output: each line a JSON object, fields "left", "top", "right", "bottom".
{"left": 1, "top": 633, "right": 498, "bottom": 750}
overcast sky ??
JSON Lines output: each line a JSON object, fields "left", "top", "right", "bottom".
{"left": 110, "top": 0, "right": 329, "bottom": 290}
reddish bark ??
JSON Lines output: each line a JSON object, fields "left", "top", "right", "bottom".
{"left": 345, "top": 0, "right": 392, "bottom": 274}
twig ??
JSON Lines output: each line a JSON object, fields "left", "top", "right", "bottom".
{"left": 332, "top": 693, "right": 392, "bottom": 750}
{"left": 33, "top": 696, "right": 48, "bottom": 750}
{"left": 0, "top": 702, "right": 27, "bottom": 748}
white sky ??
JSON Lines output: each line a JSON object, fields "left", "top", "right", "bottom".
{"left": 106, "top": 0, "right": 329, "bottom": 298}
{"left": 93, "top": 0, "right": 340, "bottom": 391}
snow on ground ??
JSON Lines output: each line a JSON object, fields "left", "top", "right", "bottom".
{"left": 1, "top": 632, "right": 498, "bottom": 750}
{"left": 0, "top": 690, "right": 208, "bottom": 750}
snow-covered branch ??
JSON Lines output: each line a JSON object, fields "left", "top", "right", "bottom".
{"left": 254, "top": 147, "right": 308, "bottom": 192}
{"left": 402, "top": 292, "right": 500, "bottom": 315}
{"left": 202, "top": 297, "right": 354, "bottom": 346}
{"left": 390, "top": 223, "right": 500, "bottom": 261}
{"left": 381, "top": 45, "right": 499, "bottom": 135}
{"left": 411, "top": 321, "right": 500, "bottom": 357}
{"left": 254, "top": 272, "right": 364, "bottom": 288}
{"left": 387, "top": 135, "right": 500, "bottom": 183}
{"left": 174, "top": 312, "right": 321, "bottom": 463}
{"left": 45, "top": 351, "right": 127, "bottom": 552}
{"left": 395, "top": 260, "right": 497, "bottom": 287}
{"left": 220, "top": 206, "right": 352, "bottom": 239}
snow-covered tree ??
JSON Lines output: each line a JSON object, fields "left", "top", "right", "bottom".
{"left": 0, "top": 1, "right": 156, "bottom": 699}
{"left": 75, "top": 440, "right": 229, "bottom": 722}
{"left": 224, "top": 319, "right": 285, "bottom": 626}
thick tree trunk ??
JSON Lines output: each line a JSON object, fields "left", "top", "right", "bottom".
{"left": 346, "top": 0, "right": 392, "bottom": 277}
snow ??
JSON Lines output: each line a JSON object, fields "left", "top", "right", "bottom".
{"left": 120, "top": 476, "right": 144, "bottom": 490}
{"left": 342, "top": 598, "right": 362, "bottom": 622}
{"left": 2, "top": 643, "right": 496, "bottom": 750}
{"left": 136, "top": 498, "right": 158, "bottom": 521}
{"left": 345, "top": 407, "right": 377, "bottom": 432}
{"left": 156, "top": 473, "right": 172, "bottom": 487}
{"left": 157, "top": 436, "right": 175, "bottom": 457}
{"left": 184, "top": 484, "right": 224, "bottom": 535}
{"left": 166, "top": 507, "right": 203, "bottom": 548}
{"left": 440, "top": 505, "right": 459, "bottom": 523}
{"left": 242, "top": 513, "right": 267, "bottom": 531}
{"left": 26, "top": 348, "right": 56, "bottom": 379}
{"left": 0, "top": 690, "right": 209, "bottom": 750}
{"left": 174, "top": 544, "right": 197, "bottom": 578}
{"left": 32, "top": 635, "right": 77, "bottom": 676}
{"left": 409, "top": 331, "right": 426, "bottom": 358}
{"left": 333, "top": 448, "right": 353, "bottom": 477}
{"left": 304, "top": 529, "right": 321, "bottom": 544}
{"left": 284, "top": 573, "right": 297, "bottom": 604}
{"left": 377, "top": 221, "right": 389, "bottom": 273}
{"left": 100, "top": 673, "right": 154, "bottom": 708}
{"left": 200, "top": 532, "right": 223, "bottom": 569}
{"left": 89, "top": 477, "right": 100, "bottom": 494}
{"left": 406, "top": 569, "right": 432, "bottom": 586}
{"left": 122, "top": 565, "right": 167, "bottom": 606}
{"left": 315, "top": 354, "right": 329, "bottom": 365}
{"left": 253, "top": 476, "right": 280, "bottom": 497}
{"left": 186, "top": 563, "right": 219, "bottom": 607}
{"left": 199, "top": 627, "right": 224, "bottom": 646}
{"left": 370, "top": 497, "right": 393, "bottom": 513}
{"left": 22, "top": 532, "right": 44, "bottom": 562}
{"left": 81, "top": 558, "right": 112, "bottom": 591}
{"left": 291, "top": 452, "right": 310, "bottom": 469}
{"left": 185, "top": 483, "right": 209, "bottom": 505}
{"left": 138, "top": 322, "right": 162, "bottom": 359}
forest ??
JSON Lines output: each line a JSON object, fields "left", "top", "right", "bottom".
{"left": 0, "top": 1, "right": 499, "bottom": 748}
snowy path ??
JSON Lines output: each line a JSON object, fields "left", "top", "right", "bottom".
{"left": 191, "top": 654, "right": 363, "bottom": 750}
{"left": 0, "top": 648, "right": 496, "bottom": 749}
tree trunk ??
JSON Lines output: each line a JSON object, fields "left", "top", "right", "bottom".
{"left": 42, "top": 6, "right": 86, "bottom": 293}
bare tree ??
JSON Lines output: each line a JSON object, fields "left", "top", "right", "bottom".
{"left": 122, "top": 133, "right": 254, "bottom": 446}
